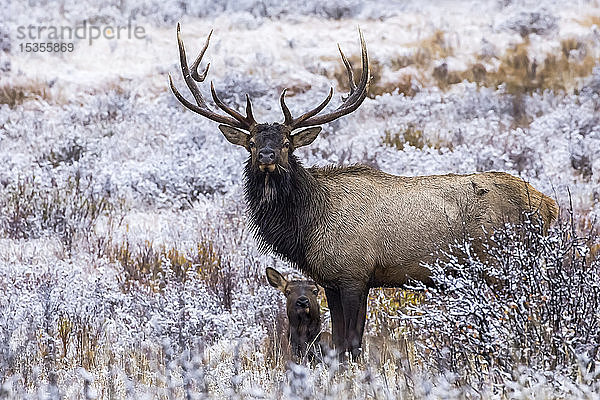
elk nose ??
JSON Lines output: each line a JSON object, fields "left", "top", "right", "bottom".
{"left": 258, "top": 149, "right": 276, "bottom": 164}
{"left": 296, "top": 296, "right": 310, "bottom": 308}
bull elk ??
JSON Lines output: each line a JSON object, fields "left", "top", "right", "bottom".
{"left": 169, "top": 24, "right": 559, "bottom": 358}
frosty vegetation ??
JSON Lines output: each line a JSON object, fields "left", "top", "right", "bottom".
{"left": 1, "top": 0, "right": 599, "bottom": 398}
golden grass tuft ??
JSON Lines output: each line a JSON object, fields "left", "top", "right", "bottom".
{"left": 108, "top": 239, "right": 222, "bottom": 292}
{"left": 577, "top": 14, "right": 600, "bottom": 28}
{"left": 57, "top": 317, "right": 73, "bottom": 358}
{"left": 374, "top": 71, "right": 419, "bottom": 97}
{"left": 396, "top": 30, "right": 456, "bottom": 70}
{"left": 334, "top": 30, "right": 457, "bottom": 97}
{"left": 369, "top": 30, "right": 597, "bottom": 97}
{"left": 367, "top": 288, "right": 425, "bottom": 340}
{"left": 493, "top": 38, "right": 594, "bottom": 93}
{"left": 456, "top": 37, "right": 598, "bottom": 94}
{"left": 417, "top": 30, "right": 455, "bottom": 63}
{"left": 383, "top": 124, "right": 447, "bottom": 151}
{"left": 0, "top": 81, "right": 52, "bottom": 107}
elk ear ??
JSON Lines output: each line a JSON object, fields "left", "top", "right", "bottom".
{"left": 291, "top": 127, "right": 322, "bottom": 149}
{"left": 218, "top": 125, "right": 249, "bottom": 149}
{"left": 266, "top": 267, "right": 288, "bottom": 293}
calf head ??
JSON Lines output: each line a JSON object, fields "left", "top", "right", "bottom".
{"left": 266, "top": 267, "right": 324, "bottom": 359}
{"left": 266, "top": 267, "right": 321, "bottom": 329}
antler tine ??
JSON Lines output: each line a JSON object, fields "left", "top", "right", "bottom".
{"left": 280, "top": 87, "right": 333, "bottom": 127}
{"left": 291, "top": 87, "right": 333, "bottom": 126}
{"left": 245, "top": 94, "right": 257, "bottom": 127}
{"left": 170, "top": 24, "right": 254, "bottom": 130}
{"left": 344, "top": 28, "right": 369, "bottom": 105}
{"left": 338, "top": 43, "right": 356, "bottom": 101}
{"left": 287, "top": 28, "right": 370, "bottom": 130}
{"left": 169, "top": 75, "right": 243, "bottom": 128}
{"left": 280, "top": 89, "right": 294, "bottom": 125}
{"left": 210, "top": 83, "right": 257, "bottom": 128}
{"left": 190, "top": 29, "right": 212, "bottom": 82}
{"left": 176, "top": 23, "right": 207, "bottom": 108}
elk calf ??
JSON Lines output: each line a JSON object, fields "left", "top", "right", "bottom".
{"left": 266, "top": 267, "right": 332, "bottom": 362}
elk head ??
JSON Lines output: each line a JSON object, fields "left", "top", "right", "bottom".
{"left": 169, "top": 24, "right": 369, "bottom": 175}
{"left": 266, "top": 267, "right": 321, "bottom": 330}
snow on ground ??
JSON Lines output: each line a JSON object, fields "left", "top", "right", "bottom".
{"left": 0, "top": 0, "right": 599, "bottom": 398}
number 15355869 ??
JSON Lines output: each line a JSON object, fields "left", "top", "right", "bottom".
{"left": 19, "top": 42, "right": 74, "bottom": 52}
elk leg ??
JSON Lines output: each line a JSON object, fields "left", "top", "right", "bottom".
{"left": 324, "top": 287, "right": 345, "bottom": 356}
{"left": 355, "top": 288, "right": 369, "bottom": 354}
{"left": 340, "top": 286, "right": 368, "bottom": 360}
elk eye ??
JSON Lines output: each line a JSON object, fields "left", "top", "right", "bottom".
{"left": 249, "top": 140, "right": 256, "bottom": 148}
{"left": 283, "top": 141, "right": 290, "bottom": 148}
{"left": 312, "top": 289, "right": 318, "bottom": 296}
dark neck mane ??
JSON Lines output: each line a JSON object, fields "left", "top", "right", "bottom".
{"left": 243, "top": 155, "right": 326, "bottom": 271}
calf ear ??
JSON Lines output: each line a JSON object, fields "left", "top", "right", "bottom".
{"left": 219, "top": 125, "right": 249, "bottom": 149}
{"left": 266, "top": 267, "right": 288, "bottom": 292}
{"left": 291, "top": 127, "right": 322, "bottom": 149}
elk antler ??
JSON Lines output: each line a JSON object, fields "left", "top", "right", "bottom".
{"left": 169, "top": 24, "right": 257, "bottom": 130}
{"left": 280, "top": 28, "right": 370, "bottom": 131}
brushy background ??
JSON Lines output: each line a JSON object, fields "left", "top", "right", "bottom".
{"left": 1, "top": 0, "right": 599, "bottom": 398}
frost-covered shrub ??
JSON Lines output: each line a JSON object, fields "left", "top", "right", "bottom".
{"left": 0, "top": 259, "right": 126, "bottom": 391}
{"left": 108, "top": 238, "right": 232, "bottom": 311}
{"left": 582, "top": 66, "right": 600, "bottom": 97}
{"left": 499, "top": 9, "right": 558, "bottom": 37}
{"left": 7, "top": 0, "right": 370, "bottom": 28}
{"left": 0, "top": 24, "right": 9, "bottom": 53}
{"left": 0, "top": 173, "right": 113, "bottom": 250}
{"left": 404, "top": 213, "right": 600, "bottom": 386}
{"left": 41, "top": 139, "right": 86, "bottom": 168}
{"left": 0, "top": 23, "right": 9, "bottom": 73}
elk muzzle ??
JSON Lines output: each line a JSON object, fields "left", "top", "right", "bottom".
{"left": 296, "top": 296, "right": 310, "bottom": 308}
{"left": 258, "top": 148, "right": 277, "bottom": 172}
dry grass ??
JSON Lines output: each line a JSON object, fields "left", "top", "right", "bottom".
{"left": 367, "top": 288, "right": 424, "bottom": 334}
{"left": 577, "top": 14, "right": 600, "bottom": 28}
{"left": 333, "top": 30, "right": 455, "bottom": 97}
{"left": 108, "top": 239, "right": 223, "bottom": 292}
{"left": 397, "top": 30, "right": 455, "bottom": 70}
{"left": 382, "top": 124, "right": 447, "bottom": 151}
{"left": 0, "top": 174, "right": 113, "bottom": 251}
{"left": 5, "top": 218, "right": 599, "bottom": 398}
{"left": 337, "top": 27, "right": 597, "bottom": 100}
{"left": 485, "top": 38, "right": 597, "bottom": 94}
{"left": 0, "top": 81, "right": 52, "bottom": 107}
{"left": 428, "top": 36, "right": 598, "bottom": 95}
{"left": 372, "top": 33, "right": 597, "bottom": 137}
